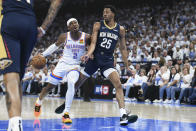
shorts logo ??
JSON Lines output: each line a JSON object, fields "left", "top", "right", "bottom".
{"left": 0, "top": 59, "right": 13, "bottom": 70}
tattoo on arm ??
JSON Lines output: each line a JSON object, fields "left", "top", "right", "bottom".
{"left": 41, "top": 0, "right": 63, "bottom": 31}
{"left": 120, "top": 43, "right": 126, "bottom": 50}
{"left": 56, "top": 33, "right": 66, "bottom": 46}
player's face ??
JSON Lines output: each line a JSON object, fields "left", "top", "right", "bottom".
{"left": 68, "top": 20, "right": 79, "bottom": 32}
{"left": 103, "top": 8, "right": 114, "bottom": 22}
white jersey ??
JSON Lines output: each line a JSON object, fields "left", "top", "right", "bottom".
{"left": 60, "top": 31, "right": 86, "bottom": 65}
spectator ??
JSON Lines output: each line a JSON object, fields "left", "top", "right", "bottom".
{"left": 188, "top": 67, "right": 196, "bottom": 103}
{"left": 123, "top": 69, "right": 140, "bottom": 101}
{"left": 153, "top": 66, "right": 169, "bottom": 103}
{"left": 171, "top": 67, "right": 192, "bottom": 104}
{"left": 163, "top": 50, "right": 172, "bottom": 63}
{"left": 141, "top": 69, "right": 156, "bottom": 102}
{"left": 22, "top": 67, "right": 33, "bottom": 94}
{"left": 163, "top": 66, "right": 180, "bottom": 104}
{"left": 151, "top": 51, "right": 160, "bottom": 64}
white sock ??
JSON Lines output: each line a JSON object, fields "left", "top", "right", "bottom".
{"left": 64, "top": 71, "right": 79, "bottom": 114}
{"left": 36, "top": 97, "right": 42, "bottom": 105}
{"left": 8, "top": 116, "right": 23, "bottom": 131}
{"left": 120, "top": 108, "right": 126, "bottom": 117}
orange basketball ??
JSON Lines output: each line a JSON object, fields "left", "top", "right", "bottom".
{"left": 31, "top": 55, "right": 46, "bottom": 69}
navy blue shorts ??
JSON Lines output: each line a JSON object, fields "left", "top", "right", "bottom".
{"left": 84, "top": 58, "right": 114, "bottom": 77}
{"left": 0, "top": 12, "right": 37, "bottom": 79}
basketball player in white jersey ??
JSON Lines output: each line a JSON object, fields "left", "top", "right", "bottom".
{"left": 34, "top": 18, "right": 91, "bottom": 124}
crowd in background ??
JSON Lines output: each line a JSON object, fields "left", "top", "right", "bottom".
{"left": 0, "top": 0, "right": 196, "bottom": 104}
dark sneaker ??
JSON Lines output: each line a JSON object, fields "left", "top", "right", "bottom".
{"left": 55, "top": 102, "right": 65, "bottom": 114}
{"left": 120, "top": 113, "right": 138, "bottom": 126}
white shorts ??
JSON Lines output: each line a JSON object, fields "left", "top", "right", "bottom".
{"left": 49, "top": 61, "right": 80, "bottom": 85}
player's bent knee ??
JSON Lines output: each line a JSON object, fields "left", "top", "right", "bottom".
{"left": 67, "top": 70, "right": 80, "bottom": 84}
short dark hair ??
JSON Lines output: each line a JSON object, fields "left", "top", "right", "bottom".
{"left": 104, "top": 5, "right": 116, "bottom": 15}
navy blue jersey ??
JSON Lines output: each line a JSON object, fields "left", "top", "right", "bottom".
{"left": 1, "top": 0, "right": 34, "bottom": 16}
{"left": 0, "top": 0, "right": 37, "bottom": 78}
{"left": 94, "top": 20, "right": 120, "bottom": 63}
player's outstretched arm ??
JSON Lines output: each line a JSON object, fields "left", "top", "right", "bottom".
{"left": 42, "top": 33, "right": 66, "bottom": 57}
{"left": 38, "top": 0, "right": 64, "bottom": 38}
{"left": 119, "top": 26, "right": 130, "bottom": 71}
{"left": 81, "top": 22, "right": 100, "bottom": 62}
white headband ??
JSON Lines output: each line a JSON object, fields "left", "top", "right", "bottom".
{"left": 67, "top": 18, "right": 78, "bottom": 26}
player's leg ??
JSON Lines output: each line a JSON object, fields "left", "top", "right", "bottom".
{"left": 76, "top": 59, "right": 99, "bottom": 89}
{"left": 34, "top": 63, "right": 64, "bottom": 117}
{"left": 103, "top": 68, "right": 138, "bottom": 126}
{"left": 0, "top": 26, "right": 24, "bottom": 131}
{"left": 34, "top": 82, "right": 56, "bottom": 117}
{"left": 62, "top": 70, "right": 80, "bottom": 124}
{"left": 55, "top": 59, "right": 98, "bottom": 114}
{"left": 74, "top": 72, "right": 88, "bottom": 89}
{"left": 108, "top": 71, "right": 125, "bottom": 108}
{"left": 4, "top": 73, "right": 22, "bottom": 131}
{"left": 1, "top": 11, "right": 37, "bottom": 130}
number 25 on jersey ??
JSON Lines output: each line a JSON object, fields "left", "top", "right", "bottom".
{"left": 100, "top": 38, "right": 112, "bottom": 49}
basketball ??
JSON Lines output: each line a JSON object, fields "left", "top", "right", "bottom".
{"left": 31, "top": 55, "right": 46, "bottom": 69}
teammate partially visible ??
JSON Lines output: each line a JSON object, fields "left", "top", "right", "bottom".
{"left": 34, "top": 18, "right": 91, "bottom": 124}
{"left": 0, "top": 0, "right": 64, "bottom": 130}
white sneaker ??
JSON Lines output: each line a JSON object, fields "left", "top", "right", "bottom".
{"left": 54, "top": 94, "right": 60, "bottom": 97}
{"left": 8, "top": 118, "right": 23, "bottom": 131}
{"left": 145, "top": 99, "right": 151, "bottom": 103}
{"left": 153, "top": 99, "right": 159, "bottom": 103}
{"left": 157, "top": 99, "right": 163, "bottom": 103}
{"left": 132, "top": 98, "right": 137, "bottom": 102}
{"left": 175, "top": 100, "right": 180, "bottom": 104}
{"left": 163, "top": 99, "right": 169, "bottom": 104}
{"left": 49, "top": 94, "right": 54, "bottom": 97}
{"left": 125, "top": 98, "right": 130, "bottom": 101}
{"left": 167, "top": 100, "right": 172, "bottom": 104}
{"left": 171, "top": 100, "right": 175, "bottom": 104}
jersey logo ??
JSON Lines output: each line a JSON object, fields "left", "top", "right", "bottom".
{"left": 79, "top": 39, "right": 84, "bottom": 44}
{"left": 113, "top": 29, "right": 118, "bottom": 32}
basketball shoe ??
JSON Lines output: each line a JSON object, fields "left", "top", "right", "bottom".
{"left": 34, "top": 99, "right": 42, "bottom": 117}
{"left": 62, "top": 112, "right": 72, "bottom": 124}
{"left": 55, "top": 102, "right": 65, "bottom": 114}
{"left": 120, "top": 113, "right": 138, "bottom": 126}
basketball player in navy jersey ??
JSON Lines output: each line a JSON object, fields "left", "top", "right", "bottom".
{"left": 0, "top": 0, "right": 63, "bottom": 130}
{"left": 56, "top": 5, "right": 138, "bottom": 126}
{"left": 81, "top": 5, "right": 138, "bottom": 125}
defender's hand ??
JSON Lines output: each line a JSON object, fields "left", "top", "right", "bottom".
{"left": 81, "top": 54, "right": 90, "bottom": 63}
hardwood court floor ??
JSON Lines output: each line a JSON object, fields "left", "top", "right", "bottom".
{"left": 0, "top": 95, "right": 196, "bottom": 131}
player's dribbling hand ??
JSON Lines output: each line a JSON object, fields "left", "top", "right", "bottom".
{"left": 89, "top": 54, "right": 94, "bottom": 60}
